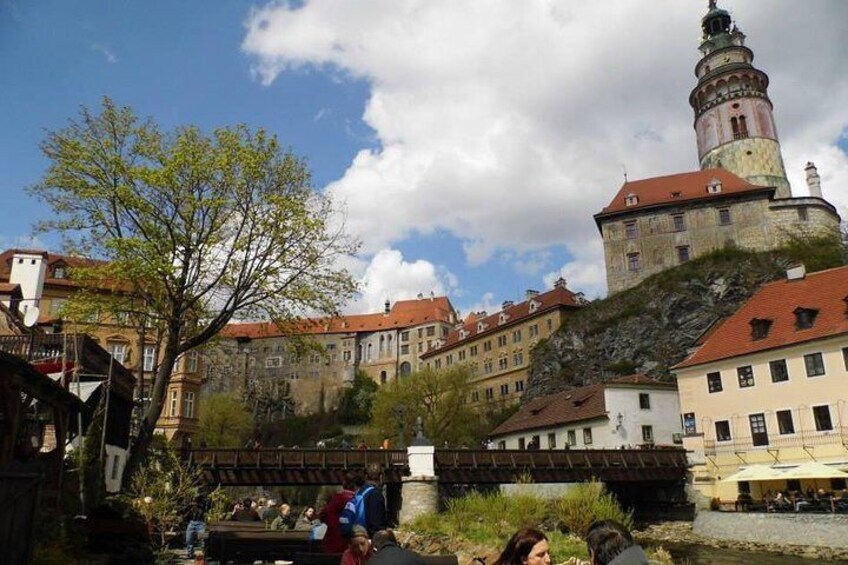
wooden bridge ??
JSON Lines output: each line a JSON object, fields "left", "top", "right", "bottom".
{"left": 185, "top": 447, "right": 688, "bottom": 486}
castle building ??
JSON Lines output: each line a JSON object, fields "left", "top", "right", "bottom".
{"left": 673, "top": 264, "right": 848, "bottom": 502}
{"left": 208, "top": 295, "right": 457, "bottom": 415}
{"left": 420, "top": 281, "right": 582, "bottom": 408}
{"left": 595, "top": 2, "right": 841, "bottom": 294}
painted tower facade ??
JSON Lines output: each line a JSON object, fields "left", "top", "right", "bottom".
{"left": 690, "top": 1, "right": 791, "bottom": 198}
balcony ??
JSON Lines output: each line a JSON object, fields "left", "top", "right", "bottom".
{"left": 704, "top": 426, "right": 848, "bottom": 456}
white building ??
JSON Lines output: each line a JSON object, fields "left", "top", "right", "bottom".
{"left": 490, "top": 375, "right": 682, "bottom": 450}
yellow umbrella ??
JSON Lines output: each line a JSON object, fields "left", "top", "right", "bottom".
{"left": 780, "top": 462, "right": 848, "bottom": 480}
{"left": 720, "top": 464, "right": 784, "bottom": 482}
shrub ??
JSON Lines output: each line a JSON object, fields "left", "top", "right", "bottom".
{"left": 550, "top": 480, "right": 633, "bottom": 538}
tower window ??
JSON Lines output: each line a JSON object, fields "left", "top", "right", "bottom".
{"left": 731, "top": 116, "right": 749, "bottom": 139}
{"left": 627, "top": 253, "right": 641, "bottom": 272}
{"left": 677, "top": 246, "right": 690, "bottom": 264}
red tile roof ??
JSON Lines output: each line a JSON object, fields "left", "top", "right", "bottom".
{"left": 421, "top": 287, "right": 580, "bottom": 358}
{"left": 221, "top": 296, "right": 457, "bottom": 339}
{"left": 0, "top": 249, "right": 107, "bottom": 289}
{"left": 594, "top": 168, "right": 772, "bottom": 220}
{"left": 490, "top": 375, "right": 673, "bottom": 436}
{"left": 674, "top": 265, "right": 848, "bottom": 369}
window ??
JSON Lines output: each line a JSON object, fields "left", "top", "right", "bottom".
{"left": 484, "top": 360, "right": 493, "bottom": 374}
{"left": 107, "top": 342, "right": 128, "bottom": 364}
{"left": 672, "top": 214, "right": 686, "bottom": 232}
{"left": 471, "top": 390, "right": 480, "bottom": 402}
{"left": 512, "top": 330, "right": 522, "bottom": 343}
{"left": 483, "top": 341, "right": 492, "bottom": 352}
{"left": 707, "top": 372, "right": 723, "bottom": 393}
{"left": 776, "top": 410, "right": 795, "bottom": 435}
{"left": 417, "top": 328, "right": 423, "bottom": 339}
{"left": 567, "top": 430, "right": 577, "bottom": 446}
{"left": 547, "top": 433, "right": 557, "bottom": 449}
{"left": 498, "top": 357, "right": 508, "bottom": 370}
{"left": 458, "top": 350, "right": 466, "bottom": 361}
{"left": 582, "top": 428, "right": 593, "bottom": 445}
{"left": 53, "top": 264, "right": 67, "bottom": 279}
{"left": 749, "top": 413, "right": 769, "bottom": 446}
{"left": 470, "top": 345, "right": 478, "bottom": 357}
{"left": 731, "top": 115, "right": 748, "bottom": 139}
{"left": 625, "top": 194, "right": 638, "bottom": 207}
{"left": 184, "top": 392, "right": 195, "bottom": 418}
{"left": 624, "top": 221, "right": 639, "bottom": 239}
{"left": 497, "top": 335, "right": 507, "bottom": 347}
{"left": 380, "top": 371, "right": 387, "bottom": 384}
{"left": 110, "top": 453, "right": 121, "bottom": 481}
{"left": 434, "top": 359, "right": 441, "bottom": 369}
{"left": 737, "top": 365, "right": 755, "bottom": 388}
{"left": 513, "top": 352, "right": 523, "bottom": 366}
{"left": 485, "top": 387, "right": 493, "bottom": 400}
{"left": 794, "top": 307, "right": 818, "bottom": 330}
{"left": 529, "top": 324, "right": 539, "bottom": 338}
{"left": 417, "top": 343, "right": 423, "bottom": 353}
{"left": 515, "top": 380, "right": 524, "bottom": 393}
{"left": 518, "top": 438, "right": 526, "bottom": 450}
{"left": 677, "top": 246, "right": 690, "bottom": 263}
{"left": 446, "top": 354, "right": 453, "bottom": 366}
{"left": 750, "top": 318, "right": 772, "bottom": 340}
{"left": 400, "top": 344, "right": 409, "bottom": 355}
{"left": 641, "top": 425, "right": 654, "bottom": 444}
{"left": 718, "top": 208, "right": 732, "bottom": 225}
{"left": 186, "top": 351, "right": 198, "bottom": 373}
{"left": 266, "top": 356, "right": 282, "bottom": 368}
{"left": 401, "top": 331, "right": 409, "bottom": 342}
{"left": 500, "top": 384, "right": 509, "bottom": 396}
{"left": 169, "top": 390, "right": 178, "bottom": 417}
{"left": 639, "top": 393, "right": 650, "bottom": 410}
{"left": 769, "top": 359, "right": 789, "bottom": 383}
{"left": 804, "top": 353, "right": 825, "bottom": 377}
{"left": 627, "top": 252, "right": 641, "bottom": 272}
{"left": 813, "top": 405, "right": 833, "bottom": 431}
{"left": 143, "top": 345, "right": 156, "bottom": 372}
{"left": 715, "top": 420, "right": 731, "bottom": 442}
{"left": 426, "top": 326, "right": 435, "bottom": 337}
{"left": 797, "top": 207, "right": 809, "bottom": 222}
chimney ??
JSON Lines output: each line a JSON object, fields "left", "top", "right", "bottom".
{"left": 429, "top": 291, "right": 434, "bottom": 301}
{"left": 9, "top": 250, "right": 48, "bottom": 311}
{"left": 805, "top": 162, "right": 822, "bottom": 198}
{"left": 502, "top": 300, "right": 514, "bottom": 310}
{"left": 786, "top": 263, "right": 806, "bottom": 281}
{"left": 384, "top": 299, "right": 391, "bottom": 315}
{"left": 525, "top": 289, "right": 540, "bottom": 300}
{"left": 554, "top": 277, "right": 568, "bottom": 289}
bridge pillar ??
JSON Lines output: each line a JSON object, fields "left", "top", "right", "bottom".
{"left": 399, "top": 444, "right": 438, "bottom": 524}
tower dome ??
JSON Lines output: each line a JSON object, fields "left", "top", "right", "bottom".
{"left": 690, "top": 1, "right": 791, "bottom": 198}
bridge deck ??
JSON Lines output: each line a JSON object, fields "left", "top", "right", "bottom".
{"left": 186, "top": 447, "right": 687, "bottom": 486}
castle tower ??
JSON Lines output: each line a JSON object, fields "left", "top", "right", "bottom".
{"left": 690, "top": 1, "right": 791, "bottom": 198}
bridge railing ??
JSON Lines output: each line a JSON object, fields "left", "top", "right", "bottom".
{"left": 434, "top": 448, "right": 688, "bottom": 470}
{"left": 186, "top": 448, "right": 407, "bottom": 469}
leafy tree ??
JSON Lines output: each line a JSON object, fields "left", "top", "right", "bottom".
{"left": 779, "top": 228, "right": 847, "bottom": 273}
{"left": 30, "top": 98, "right": 359, "bottom": 482}
{"left": 369, "top": 365, "right": 488, "bottom": 447}
{"left": 196, "top": 393, "right": 254, "bottom": 447}
{"left": 337, "top": 370, "right": 379, "bottom": 425}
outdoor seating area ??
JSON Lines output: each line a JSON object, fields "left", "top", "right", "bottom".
{"left": 720, "top": 462, "right": 848, "bottom": 514}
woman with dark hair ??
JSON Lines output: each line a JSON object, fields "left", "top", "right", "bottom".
{"left": 493, "top": 528, "right": 551, "bottom": 565}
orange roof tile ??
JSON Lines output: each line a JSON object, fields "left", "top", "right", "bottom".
{"left": 594, "top": 168, "right": 772, "bottom": 221}
{"left": 674, "top": 265, "right": 848, "bottom": 369}
{"left": 221, "top": 296, "right": 457, "bottom": 339}
{"left": 491, "top": 375, "right": 675, "bottom": 436}
{"left": 421, "top": 287, "right": 580, "bottom": 358}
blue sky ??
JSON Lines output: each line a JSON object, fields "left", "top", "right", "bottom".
{"left": 2, "top": 0, "right": 847, "bottom": 318}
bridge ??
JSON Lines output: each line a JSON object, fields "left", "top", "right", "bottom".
{"left": 185, "top": 447, "right": 688, "bottom": 486}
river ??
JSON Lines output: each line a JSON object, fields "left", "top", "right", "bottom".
{"left": 662, "top": 543, "right": 823, "bottom": 564}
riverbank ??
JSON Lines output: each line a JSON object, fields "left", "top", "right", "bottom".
{"left": 635, "top": 520, "right": 848, "bottom": 562}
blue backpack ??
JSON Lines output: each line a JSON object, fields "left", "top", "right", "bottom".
{"left": 338, "top": 485, "right": 374, "bottom": 536}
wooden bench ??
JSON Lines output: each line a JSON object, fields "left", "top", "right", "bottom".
{"left": 204, "top": 522, "right": 311, "bottom": 563}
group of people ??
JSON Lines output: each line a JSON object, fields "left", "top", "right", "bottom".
{"left": 763, "top": 487, "right": 848, "bottom": 513}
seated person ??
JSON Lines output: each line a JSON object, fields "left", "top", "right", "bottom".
{"left": 586, "top": 519, "right": 649, "bottom": 565}
{"left": 341, "top": 525, "right": 373, "bottom": 565}
{"left": 231, "top": 497, "right": 260, "bottom": 521}
{"left": 734, "top": 492, "right": 753, "bottom": 511}
{"left": 370, "top": 529, "right": 425, "bottom": 565}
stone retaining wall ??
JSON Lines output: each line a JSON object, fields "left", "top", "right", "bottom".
{"left": 694, "top": 510, "right": 848, "bottom": 548}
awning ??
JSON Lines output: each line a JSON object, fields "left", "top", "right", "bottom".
{"left": 780, "top": 462, "right": 848, "bottom": 480}
{"left": 720, "top": 464, "right": 785, "bottom": 482}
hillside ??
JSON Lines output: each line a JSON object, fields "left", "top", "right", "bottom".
{"left": 526, "top": 237, "right": 846, "bottom": 400}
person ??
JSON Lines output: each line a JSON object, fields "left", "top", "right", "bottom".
{"left": 184, "top": 495, "right": 207, "bottom": 559}
{"left": 231, "top": 497, "right": 260, "bottom": 521}
{"left": 256, "top": 497, "right": 268, "bottom": 520}
{"left": 293, "top": 505, "right": 318, "bottom": 531}
{"left": 585, "top": 520, "right": 649, "bottom": 565}
{"left": 341, "top": 525, "right": 373, "bottom": 565}
{"left": 493, "top": 528, "right": 551, "bottom": 565}
{"left": 263, "top": 499, "right": 281, "bottom": 526}
{"left": 321, "top": 474, "right": 358, "bottom": 553}
{"left": 526, "top": 438, "right": 540, "bottom": 451}
{"left": 381, "top": 437, "right": 391, "bottom": 450}
{"left": 361, "top": 463, "right": 388, "bottom": 536}
{"left": 369, "top": 529, "right": 425, "bottom": 565}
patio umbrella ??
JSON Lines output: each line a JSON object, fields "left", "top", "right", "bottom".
{"left": 720, "top": 464, "right": 784, "bottom": 482}
{"left": 780, "top": 462, "right": 848, "bottom": 480}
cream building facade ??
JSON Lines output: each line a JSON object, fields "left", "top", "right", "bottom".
{"left": 674, "top": 265, "right": 848, "bottom": 502}
{"left": 595, "top": 3, "right": 841, "bottom": 295}
{"left": 420, "top": 281, "right": 582, "bottom": 408}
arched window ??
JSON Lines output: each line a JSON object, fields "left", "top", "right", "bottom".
{"left": 399, "top": 362, "right": 411, "bottom": 377}
{"left": 738, "top": 115, "right": 749, "bottom": 137}
{"left": 731, "top": 117, "right": 740, "bottom": 139}
{"left": 380, "top": 370, "right": 387, "bottom": 384}
{"left": 379, "top": 335, "right": 385, "bottom": 355}
{"left": 367, "top": 343, "right": 372, "bottom": 362}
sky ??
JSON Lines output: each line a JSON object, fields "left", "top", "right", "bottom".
{"left": 2, "top": 0, "right": 847, "bottom": 319}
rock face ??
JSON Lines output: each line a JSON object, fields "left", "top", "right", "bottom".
{"left": 527, "top": 249, "right": 791, "bottom": 400}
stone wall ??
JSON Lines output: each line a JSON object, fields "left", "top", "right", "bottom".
{"left": 694, "top": 510, "right": 848, "bottom": 549}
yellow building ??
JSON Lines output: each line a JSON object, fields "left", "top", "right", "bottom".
{"left": 674, "top": 264, "right": 848, "bottom": 502}
{"left": 0, "top": 249, "right": 202, "bottom": 442}
{"left": 420, "top": 280, "right": 582, "bottom": 407}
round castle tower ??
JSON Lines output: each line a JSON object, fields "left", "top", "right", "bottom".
{"left": 690, "top": 1, "right": 791, "bottom": 198}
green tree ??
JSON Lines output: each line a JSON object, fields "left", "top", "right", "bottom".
{"left": 196, "top": 393, "right": 254, "bottom": 447}
{"left": 337, "top": 370, "right": 379, "bottom": 425}
{"left": 30, "top": 98, "right": 359, "bottom": 482}
{"left": 369, "top": 365, "right": 487, "bottom": 447}
{"left": 779, "top": 228, "right": 847, "bottom": 273}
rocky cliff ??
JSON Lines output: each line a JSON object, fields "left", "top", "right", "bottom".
{"left": 527, "top": 248, "right": 796, "bottom": 399}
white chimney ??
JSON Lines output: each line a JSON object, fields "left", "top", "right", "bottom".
{"left": 805, "top": 162, "right": 822, "bottom": 198}
{"left": 9, "top": 251, "right": 48, "bottom": 310}
{"left": 786, "top": 263, "right": 806, "bottom": 281}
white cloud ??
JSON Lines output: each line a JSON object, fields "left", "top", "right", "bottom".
{"left": 91, "top": 43, "right": 118, "bottom": 64}
{"left": 348, "top": 248, "right": 457, "bottom": 314}
{"left": 244, "top": 1, "right": 848, "bottom": 294}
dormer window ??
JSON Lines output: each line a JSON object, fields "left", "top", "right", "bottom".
{"left": 477, "top": 322, "right": 487, "bottom": 333}
{"left": 671, "top": 191, "right": 682, "bottom": 199}
{"left": 459, "top": 329, "right": 468, "bottom": 340}
{"left": 749, "top": 318, "right": 772, "bottom": 340}
{"left": 794, "top": 307, "right": 818, "bottom": 330}
{"left": 528, "top": 300, "right": 540, "bottom": 314}
{"left": 707, "top": 179, "right": 722, "bottom": 194}
{"left": 498, "top": 313, "right": 509, "bottom": 325}
{"left": 624, "top": 193, "right": 639, "bottom": 207}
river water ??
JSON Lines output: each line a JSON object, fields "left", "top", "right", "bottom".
{"left": 662, "top": 543, "right": 823, "bottom": 564}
